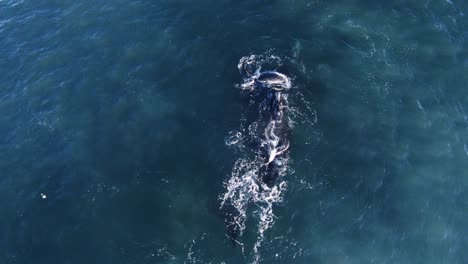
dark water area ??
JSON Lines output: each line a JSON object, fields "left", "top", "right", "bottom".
{"left": 1, "top": 0, "right": 468, "bottom": 263}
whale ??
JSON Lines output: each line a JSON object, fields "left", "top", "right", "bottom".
{"left": 223, "top": 70, "right": 292, "bottom": 247}
{"left": 255, "top": 71, "right": 291, "bottom": 187}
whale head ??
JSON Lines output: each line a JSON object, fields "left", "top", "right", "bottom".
{"left": 255, "top": 71, "right": 291, "bottom": 91}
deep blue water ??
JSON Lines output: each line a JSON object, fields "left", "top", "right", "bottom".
{"left": 1, "top": 0, "right": 468, "bottom": 263}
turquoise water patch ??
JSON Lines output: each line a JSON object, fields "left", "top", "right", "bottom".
{"left": 1, "top": 0, "right": 467, "bottom": 263}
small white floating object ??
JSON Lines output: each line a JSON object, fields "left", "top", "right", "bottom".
{"left": 40, "top": 193, "right": 47, "bottom": 199}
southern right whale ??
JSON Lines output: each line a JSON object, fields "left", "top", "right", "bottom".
{"left": 223, "top": 70, "right": 292, "bottom": 246}
{"left": 253, "top": 71, "right": 291, "bottom": 187}
{"left": 221, "top": 66, "right": 293, "bottom": 252}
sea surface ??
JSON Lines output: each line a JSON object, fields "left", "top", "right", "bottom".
{"left": 1, "top": 0, "right": 468, "bottom": 263}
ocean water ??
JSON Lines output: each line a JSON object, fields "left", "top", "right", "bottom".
{"left": 1, "top": 0, "right": 468, "bottom": 263}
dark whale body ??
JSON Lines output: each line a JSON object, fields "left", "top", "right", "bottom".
{"left": 252, "top": 71, "right": 291, "bottom": 187}
{"left": 258, "top": 82, "right": 290, "bottom": 187}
